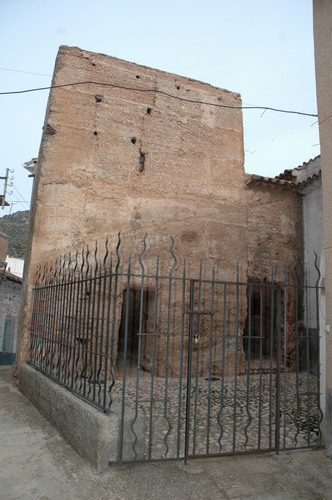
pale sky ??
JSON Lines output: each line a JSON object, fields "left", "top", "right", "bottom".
{"left": 0, "top": 0, "right": 319, "bottom": 216}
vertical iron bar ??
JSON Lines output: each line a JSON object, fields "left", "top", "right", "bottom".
{"left": 108, "top": 233, "right": 121, "bottom": 409}
{"left": 119, "top": 255, "right": 131, "bottom": 462}
{"left": 31, "top": 267, "right": 42, "bottom": 366}
{"left": 176, "top": 259, "right": 187, "bottom": 458}
{"left": 257, "top": 266, "right": 264, "bottom": 449}
{"left": 63, "top": 255, "right": 74, "bottom": 385}
{"left": 76, "top": 248, "right": 86, "bottom": 389}
{"left": 43, "top": 267, "right": 52, "bottom": 369}
{"left": 232, "top": 264, "right": 240, "bottom": 452}
{"left": 50, "top": 265, "right": 58, "bottom": 375}
{"left": 66, "top": 256, "right": 77, "bottom": 386}
{"left": 50, "top": 261, "right": 60, "bottom": 376}
{"left": 92, "top": 249, "right": 102, "bottom": 403}
{"left": 283, "top": 267, "right": 288, "bottom": 449}
{"left": 206, "top": 260, "right": 215, "bottom": 454}
{"left": 217, "top": 284, "right": 227, "bottom": 452}
{"left": 35, "top": 266, "right": 43, "bottom": 365}
{"left": 37, "top": 265, "right": 47, "bottom": 369}
{"left": 314, "top": 252, "right": 323, "bottom": 445}
{"left": 131, "top": 236, "right": 147, "bottom": 459}
{"left": 66, "top": 260, "right": 77, "bottom": 387}
{"left": 85, "top": 257, "right": 96, "bottom": 397}
{"left": 43, "top": 266, "right": 51, "bottom": 369}
{"left": 29, "top": 268, "right": 41, "bottom": 365}
{"left": 244, "top": 283, "right": 252, "bottom": 449}
{"left": 71, "top": 254, "right": 81, "bottom": 389}
{"left": 38, "top": 266, "right": 46, "bottom": 370}
{"left": 82, "top": 248, "right": 92, "bottom": 397}
{"left": 184, "top": 279, "right": 194, "bottom": 464}
{"left": 305, "top": 271, "right": 311, "bottom": 445}
{"left": 293, "top": 256, "right": 300, "bottom": 446}
{"left": 148, "top": 257, "right": 159, "bottom": 460}
{"left": 88, "top": 245, "right": 99, "bottom": 399}
{"left": 59, "top": 257, "right": 69, "bottom": 382}
{"left": 93, "top": 260, "right": 103, "bottom": 403}
{"left": 275, "top": 288, "right": 281, "bottom": 453}
{"left": 193, "top": 261, "right": 203, "bottom": 455}
{"left": 35, "top": 266, "right": 45, "bottom": 367}
{"left": 30, "top": 266, "right": 45, "bottom": 369}
{"left": 56, "top": 257, "right": 66, "bottom": 382}
{"left": 54, "top": 259, "right": 63, "bottom": 377}
{"left": 43, "top": 265, "right": 54, "bottom": 374}
{"left": 98, "top": 239, "right": 109, "bottom": 407}
{"left": 163, "top": 238, "right": 177, "bottom": 457}
{"left": 268, "top": 268, "right": 274, "bottom": 449}
{"left": 103, "top": 250, "right": 113, "bottom": 410}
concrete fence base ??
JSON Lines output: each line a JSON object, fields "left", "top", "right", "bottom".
{"left": 19, "top": 364, "right": 145, "bottom": 473}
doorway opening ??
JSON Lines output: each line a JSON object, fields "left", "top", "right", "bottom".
{"left": 243, "top": 282, "right": 277, "bottom": 362}
{"left": 117, "top": 288, "right": 151, "bottom": 366}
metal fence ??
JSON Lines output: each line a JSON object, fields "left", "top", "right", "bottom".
{"left": 29, "top": 235, "right": 323, "bottom": 463}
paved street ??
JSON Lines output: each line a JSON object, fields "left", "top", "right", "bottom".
{"left": 1, "top": 365, "right": 332, "bottom": 500}
{"left": 111, "top": 367, "right": 320, "bottom": 458}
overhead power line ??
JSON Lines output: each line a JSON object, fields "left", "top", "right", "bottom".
{"left": 0, "top": 67, "right": 51, "bottom": 77}
{"left": 12, "top": 185, "right": 30, "bottom": 209}
{"left": 0, "top": 80, "right": 317, "bottom": 118}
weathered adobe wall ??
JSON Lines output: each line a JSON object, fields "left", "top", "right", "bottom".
{"left": 247, "top": 184, "right": 303, "bottom": 280}
{"left": 32, "top": 45, "right": 246, "bottom": 266}
{"left": 17, "top": 46, "right": 248, "bottom": 373}
{"left": 246, "top": 184, "right": 304, "bottom": 370}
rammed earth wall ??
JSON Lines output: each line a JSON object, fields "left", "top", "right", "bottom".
{"left": 17, "top": 46, "right": 248, "bottom": 373}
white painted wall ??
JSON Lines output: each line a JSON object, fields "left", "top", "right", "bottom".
{"left": 5, "top": 256, "right": 24, "bottom": 278}
{"left": 301, "top": 177, "right": 324, "bottom": 288}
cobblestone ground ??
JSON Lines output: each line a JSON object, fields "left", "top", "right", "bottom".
{"left": 111, "top": 369, "right": 321, "bottom": 461}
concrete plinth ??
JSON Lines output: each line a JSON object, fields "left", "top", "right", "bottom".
{"left": 18, "top": 364, "right": 145, "bottom": 473}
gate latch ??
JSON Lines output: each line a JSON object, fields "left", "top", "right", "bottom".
{"left": 193, "top": 332, "right": 200, "bottom": 344}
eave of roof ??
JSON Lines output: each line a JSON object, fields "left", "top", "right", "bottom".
{"left": 2, "top": 271, "right": 23, "bottom": 284}
{"left": 276, "top": 155, "right": 321, "bottom": 180}
{"left": 245, "top": 174, "right": 298, "bottom": 189}
{"left": 297, "top": 170, "right": 322, "bottom": 187}
{"left": 246, "top": 156, "right": 321, "bottom": 190}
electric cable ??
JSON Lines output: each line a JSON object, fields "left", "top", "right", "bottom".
{"left": 12, "top": 185, "right": 30, "bottom": 209}
{"left": 0, "top": 80, "right": 317, "bottom": 117}
{"left": 0, "top": 67, "right": 51, "bottom": 77}
{"left": 7, "top": 200, "right": 31, "bottom": 204}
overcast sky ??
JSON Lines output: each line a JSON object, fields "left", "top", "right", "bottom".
{"left": 0, "top": 0, "right": 319, "bottom": 216}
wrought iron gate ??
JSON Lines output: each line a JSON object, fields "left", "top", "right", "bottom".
{"left": 29, "top": 236, "right": 323, "bottom": 463}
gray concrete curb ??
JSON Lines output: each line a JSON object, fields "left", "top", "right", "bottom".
{"left": 19, "top": 363, "right": 145, "bottom": 472}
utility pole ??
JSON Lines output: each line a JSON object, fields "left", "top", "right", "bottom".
{"left": 0, "top": 168, "right": 14, "bottom": 209}
{"left": 0, "top": 168, "right": 9, "bottom": 209}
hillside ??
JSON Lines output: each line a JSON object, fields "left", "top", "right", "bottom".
{"left": 0, "top": 210, "right": 30, "bottom": 259}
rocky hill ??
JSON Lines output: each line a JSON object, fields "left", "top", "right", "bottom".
{"left": 0, "top": 210, "right": 30, "bottom": 258}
